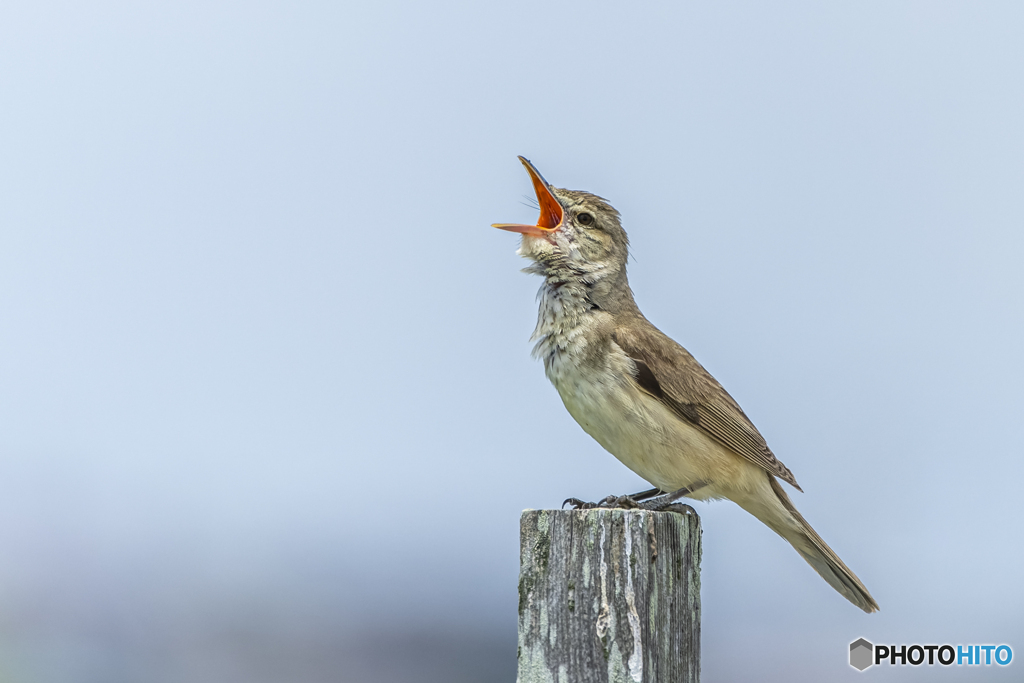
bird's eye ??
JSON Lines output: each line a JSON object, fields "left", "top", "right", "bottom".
{"left": 577, "top": 212, "right": 595, "bottom": 226}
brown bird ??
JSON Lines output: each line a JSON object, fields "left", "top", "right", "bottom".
{"left": 493, "top": 156, "right": 878, "bottom": 613}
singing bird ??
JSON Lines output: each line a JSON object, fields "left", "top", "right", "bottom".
{"left": 493, "top": 156, "right": 878, "bottom": 613}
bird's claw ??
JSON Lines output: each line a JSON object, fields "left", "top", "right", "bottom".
{"left": 602, "top": 494, "right": 640, "bottom": 509}
{"left": 563, "top": 496, "right": 696, "bottom": 516}
{"left": 562, "top": 495, "right": 641, "bottom": 510}
{"left": 641, "top": 501, "right": 697, "bottom": 516}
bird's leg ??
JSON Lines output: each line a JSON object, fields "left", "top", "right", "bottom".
{"left": 636, "top": 480, "right": 708, "bottom": 514}
{"left": 562, "top": 487, "right": 663, "bottom": 510}
{"left": 627, "top": 487, "right": 664, "bottom": 502}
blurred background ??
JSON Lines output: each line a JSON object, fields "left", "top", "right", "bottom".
{"left": 1, "top": 1, "right": 1022, "bottom": 681}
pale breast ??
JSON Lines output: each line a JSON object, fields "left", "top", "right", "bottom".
{"left": 532, "top": 281, "right": 745, "bottom": 497}
{"left": 547, "top": 346, "right": 739, "bottom": 497}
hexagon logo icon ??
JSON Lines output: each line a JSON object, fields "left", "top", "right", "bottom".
{"left": 850, "top": 638, "right": 874, "bottom": 671}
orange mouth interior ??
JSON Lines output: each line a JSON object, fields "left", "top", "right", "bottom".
{"left": 492, "top": 156, "right": 563, "bottom": 237}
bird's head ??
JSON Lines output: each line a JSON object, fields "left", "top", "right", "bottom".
{"left": 493, "top": 157, "right": 631, "bottom": 304}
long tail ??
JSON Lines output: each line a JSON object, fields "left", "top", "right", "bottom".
{"left": 741, "top": 474, "right": 879, "bottom": 613}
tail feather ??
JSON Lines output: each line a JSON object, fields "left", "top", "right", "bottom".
{"left": 767, "top": 476, "right": 879, "bottom": 613}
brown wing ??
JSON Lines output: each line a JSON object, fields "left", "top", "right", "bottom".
{"left": 613, "top": 321, "right": 802, "bottom": 491}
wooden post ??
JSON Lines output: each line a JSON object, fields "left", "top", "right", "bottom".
{"left": 517, "top": 508, "right": 701, "bottom": 683}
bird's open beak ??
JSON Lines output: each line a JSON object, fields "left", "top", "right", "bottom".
{"left": 492, "top": 156, "right": 564, "bottom": 237}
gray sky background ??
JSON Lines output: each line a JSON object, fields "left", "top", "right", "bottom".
{"left": 1, "top": 1, "right": 1022, "bottom": 681}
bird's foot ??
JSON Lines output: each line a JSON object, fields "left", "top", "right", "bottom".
{"left": 562, "top": 495, "right": 696, "bottom": 516}
{"left": 638, "top": 499, "right": 697, "bottom": 516}
{"left": 634, "top": 482, "right": 704, "bottom": 515}
{"left": 562, "top": 487, "right": 662, "bottom": 510}
{"left": 562, "top": 494, "right": 641, "bottom": 510}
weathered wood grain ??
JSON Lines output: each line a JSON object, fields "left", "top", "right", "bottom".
{"left": 517, "top": 509, "right": 701, "bottom": 683}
